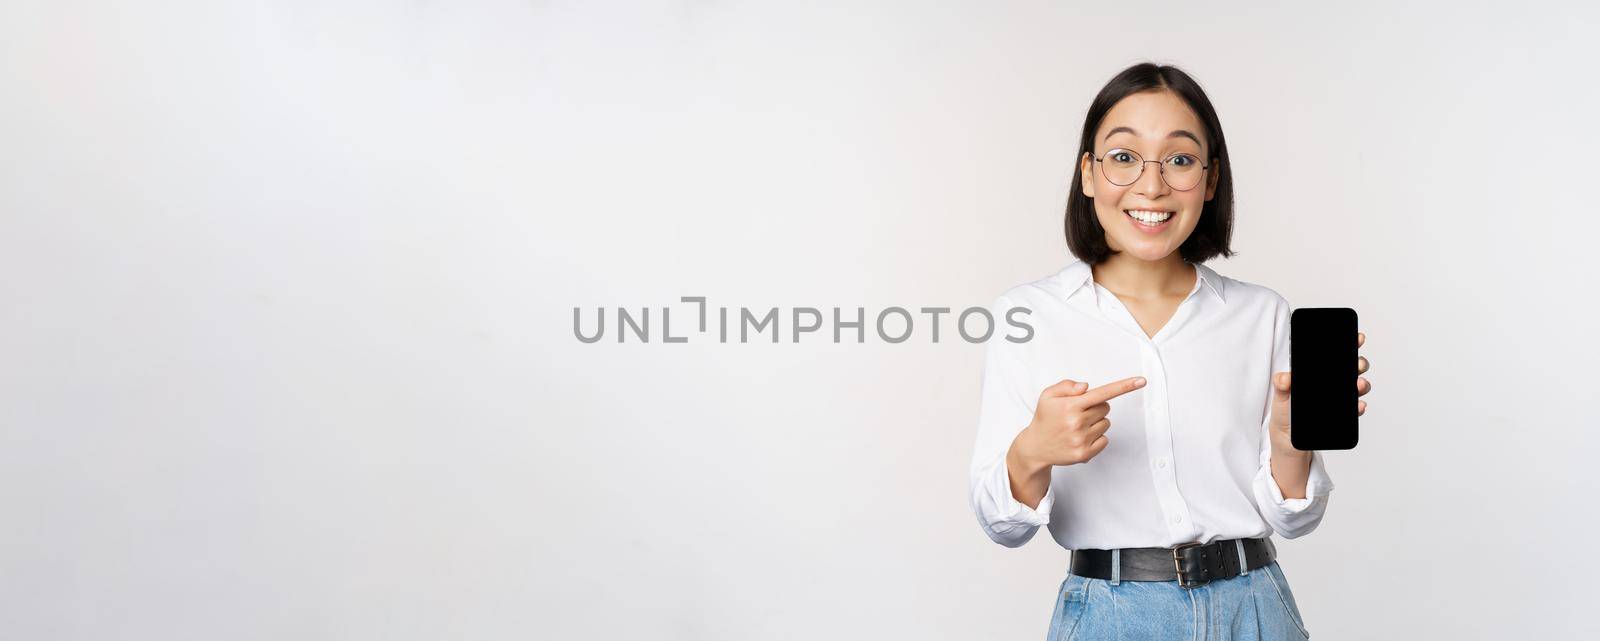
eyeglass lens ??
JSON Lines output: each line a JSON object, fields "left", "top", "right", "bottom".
{"left": 1100, "top": 149, "right": 1205, "bottom": 191}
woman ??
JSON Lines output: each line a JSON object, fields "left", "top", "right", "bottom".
{"left": 967, "top": 63, "right": 1372, "bottom": 641}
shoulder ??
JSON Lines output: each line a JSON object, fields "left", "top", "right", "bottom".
{"left": 1201, "top": 263, "right": 1290, "bottom": 315}
{"left": 993, "top": 278, "right": 1058, "bottom": 309}
{"left": 989, "top": 260, "right": 1091, "bottom": 309}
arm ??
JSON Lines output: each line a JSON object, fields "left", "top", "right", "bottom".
{"left": 1269, "top": 437, "right": 1314, "bottom": 500}
{"left": 969, "top": 295, "right": 1055, "bottom": 548}
{"left": 1251, "top": 411, "right": 1335, "bottom": 539}
{"left": 1006, "top": 432, "right": 1052, "bottom": 510}
{"left": 1249, "top": 295, "right": 1335, "bottom": 538}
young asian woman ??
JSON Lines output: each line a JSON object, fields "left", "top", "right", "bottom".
{"left": 968, "top": 63, "right": 1373, "bottom": 641}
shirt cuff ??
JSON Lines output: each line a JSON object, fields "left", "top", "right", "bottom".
{"left": 993, "top": 454, "right": 1054, "bottom": 527}
{"left": 1258, "top": 451, "right": 1334, "bottom": 515}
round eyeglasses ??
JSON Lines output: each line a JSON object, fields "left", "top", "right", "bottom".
{"left": 1090, "top": 148, "right": 1211, "bottom": 191}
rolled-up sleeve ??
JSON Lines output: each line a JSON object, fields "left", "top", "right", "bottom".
{"left": 1249, "top": 295, "right": 1335, "bottom": 539}
{"left": 969, "top": 294, "right": 1054, "bottom": 548}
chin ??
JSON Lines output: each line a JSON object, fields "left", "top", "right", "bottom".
{"left": 1118, "top": 243, "right": 1178, "bottom": 262}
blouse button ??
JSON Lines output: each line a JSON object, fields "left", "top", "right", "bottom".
{"left": 1172, "top": 514, "right": 1183, "bottom": 523}
{"left": 1156, "top": 458, "right": 1168, "bottom": 469}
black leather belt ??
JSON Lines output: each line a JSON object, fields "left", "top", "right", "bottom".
{"left": 1070, "top": 537, "right": 1276, "bottom": 589}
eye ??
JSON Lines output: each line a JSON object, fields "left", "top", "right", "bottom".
{"left": 1110, "top": 151, "right": 1135, "bottom": 163}
{"left": 1168, "top": 154, "right": 1199, "bottom": 167}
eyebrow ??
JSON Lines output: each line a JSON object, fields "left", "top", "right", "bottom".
{"left": 1104, "top": 126, "right": 1203, "bottom": 148}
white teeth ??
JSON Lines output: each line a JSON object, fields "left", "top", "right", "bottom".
{"left": 1125, "top": 209, "right": 1173, "bottom": 224}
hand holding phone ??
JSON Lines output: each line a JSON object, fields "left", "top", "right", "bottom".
{"left": 1278, "top": 307, "right": 1367, "bottom": 451}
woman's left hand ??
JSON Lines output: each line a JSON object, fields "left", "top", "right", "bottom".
{"left": 1268, "top": 332, "right": 1370, "bottom": 446}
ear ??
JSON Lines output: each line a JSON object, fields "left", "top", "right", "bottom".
{"left": 1081, "top": 152, "right": 1096, "bottom": 198}
{"left": 1203, "top": 157, "right": 1220, "bottom": 201}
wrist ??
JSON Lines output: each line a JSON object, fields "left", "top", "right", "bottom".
{"left": 1008, "top": 428, "right": 1050, "bottom": 476}
{"left": 1270, "top": 432, "right": 1311, "bottom": 459}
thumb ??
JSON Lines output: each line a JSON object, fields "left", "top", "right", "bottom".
{"left": 1273, "top": 372, "right": 1292, "bottom": 395}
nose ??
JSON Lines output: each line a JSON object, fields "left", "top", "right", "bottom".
{"left": 1135, "top": 160, "right": 1169, "bottom": 198}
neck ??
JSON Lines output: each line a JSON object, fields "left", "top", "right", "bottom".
{"left": 1091, "top": 253, "right": 1196, "bottom": 299}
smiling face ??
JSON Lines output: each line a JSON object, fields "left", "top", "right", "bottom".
{"left": 1079, "top": 89, "right": 1221, "bottom": 262}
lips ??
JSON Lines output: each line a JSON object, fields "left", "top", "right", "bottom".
{"left": 1124, "top": 209, "right": 1175, "bottom": 232}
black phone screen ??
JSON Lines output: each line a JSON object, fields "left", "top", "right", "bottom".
{"left": 1289, "top": 307, "right": 1359, "bottom": 450}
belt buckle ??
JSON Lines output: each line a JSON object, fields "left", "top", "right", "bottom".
{"left": 1172, "top": 542, "right": 1206, "bottom": 589}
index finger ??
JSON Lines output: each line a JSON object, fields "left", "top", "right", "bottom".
{"left": 1075, "top": 376, "right": 1146, "bottom": 405}
{"left": 1041, "top": 378, "right": 1088, "bottom": 398}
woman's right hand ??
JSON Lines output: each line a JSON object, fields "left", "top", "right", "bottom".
{"left": 1013, "top": 376, "right": 1147, "bottom": 468}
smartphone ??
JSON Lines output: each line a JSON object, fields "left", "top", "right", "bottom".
{"left": 1289, "top": 307, "right": 1359, "bottom": 450}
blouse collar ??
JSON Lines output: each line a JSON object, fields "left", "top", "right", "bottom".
{"left": 1051, "top": 258, "right": 1227, "bottom": 306}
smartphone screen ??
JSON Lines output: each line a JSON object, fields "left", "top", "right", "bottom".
{"left": 1289, "top": 307, "right": 1359, "bottom": 450}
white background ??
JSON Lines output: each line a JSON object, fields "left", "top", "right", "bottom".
{"left": 3, "top": 1, "right": 1598, "bottom": 639}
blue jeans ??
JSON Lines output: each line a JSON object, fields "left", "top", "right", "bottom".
{"left": 1047, "top": 559, "right": 1312, "bottom": 641}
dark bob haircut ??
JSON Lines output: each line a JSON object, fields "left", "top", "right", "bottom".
{"left": 1065, "top": 63, "right": 1235, "bottom": 265}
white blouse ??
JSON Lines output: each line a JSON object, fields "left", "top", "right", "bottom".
{"left": 968, "top": 259, "right": 1334, "bottom": 550}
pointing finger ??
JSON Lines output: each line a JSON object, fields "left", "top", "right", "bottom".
{"left": 1075, "top": 376, "right": 1147, "bottom": 405}
{"left": 1043, "top": 378, "right": 1089, "bottom": 397}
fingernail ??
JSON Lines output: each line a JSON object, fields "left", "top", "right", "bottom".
{"left": 1076, "top": 382, "right": 1087, "bottom": 391}
{"left": 1133, "top": 377, "right": 1146, "bottom": 386}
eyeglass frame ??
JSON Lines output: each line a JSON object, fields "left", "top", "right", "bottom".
{"left": 1088, "top": 148, "right": 1214, "bottom": 192}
